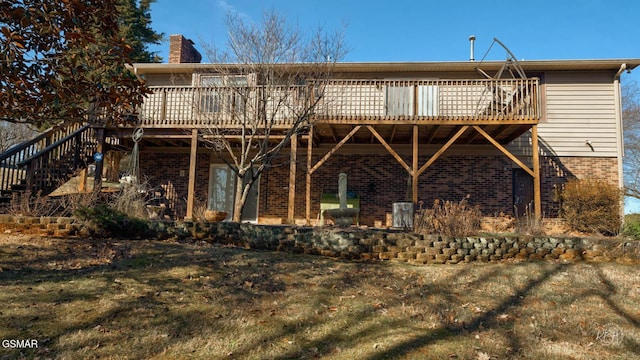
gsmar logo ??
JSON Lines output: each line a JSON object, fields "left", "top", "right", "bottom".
{"left": 2, "top": 339, "right": 39, "bottom": 349}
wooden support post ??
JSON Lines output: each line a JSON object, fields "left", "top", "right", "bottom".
{"left": 185, "top": 129, "right": 198, "bottom": 220}
{"left": 287, "top": 134, "right": 297, "bottom": 223}
{"left": 305, "top": 126, "right": 314, "bottom": 225}
{"left": 532, "top": 125, "right": 542, "bottom": 219}
{"left": 78, "top": 168, "right": 87, "bottom": 193}
{"left": 412, "top": 125, "right": 419, "bottom": 203}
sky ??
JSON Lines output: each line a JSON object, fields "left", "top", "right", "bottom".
{"left": 148, "top": 0, "right": 640, "bottom": 65}
{"left": 146, "top": 0, "right": 640, "bottom": 212}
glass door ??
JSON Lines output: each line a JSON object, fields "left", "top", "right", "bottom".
{"left": 208, "top": 164, "right": 260, "bottom": 222}
{"left": 208, "top": 164, "right": 236, "bottom": 221}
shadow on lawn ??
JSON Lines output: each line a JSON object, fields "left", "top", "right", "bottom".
{"left": 1, "top": 237, "right": 638, "bottom": 359}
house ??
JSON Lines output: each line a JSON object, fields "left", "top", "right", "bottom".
{"left": 124, "top": 35, "right": 640, "bottom": 225}
{"left": 2, "top": 35, "right": 638, "bottom": 226}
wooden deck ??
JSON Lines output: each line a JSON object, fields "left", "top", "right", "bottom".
{"left": 135, "top": 78, "right": 540, "bottom": 129}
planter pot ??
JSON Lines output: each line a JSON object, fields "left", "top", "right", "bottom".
{"left": 204, "top": 210, "right": 228, "bottom": 222}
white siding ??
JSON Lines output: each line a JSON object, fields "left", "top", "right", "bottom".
{"left": 509, "top": 71, "right": 619, "bottom": 158}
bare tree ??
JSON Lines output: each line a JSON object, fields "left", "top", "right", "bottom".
{"left": 0, "top": 122, "right": 39, "bottom": 153}
{"left": 198, "top": 10, "right": 347, "bottom": 221}
{"left": 623, "top": 80, "right": 640, "bottom": 199}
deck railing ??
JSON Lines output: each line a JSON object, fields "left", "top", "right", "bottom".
{"left": 136, "top": 78, "right": 539, "bottom": 127}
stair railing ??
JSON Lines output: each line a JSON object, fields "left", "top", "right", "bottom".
{"left": 0, "top": 123, "right": 86, "bottom": 193}
{"left": 17, "top": 124, "right": 97, "bottom": 194}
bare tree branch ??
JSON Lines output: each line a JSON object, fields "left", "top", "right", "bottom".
{"left": 195, "top": 9, "right": 347, "bottom": 221}
{"left": 623, "top": 80, "right": 640, "bottom": 201}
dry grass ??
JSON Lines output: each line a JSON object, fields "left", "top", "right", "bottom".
{"left": 1, "top": 234, "right": 639, "bottom": 359}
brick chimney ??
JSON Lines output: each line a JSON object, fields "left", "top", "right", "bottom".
{"left": 169, "top": 34, "right": 202, "bottom": 64}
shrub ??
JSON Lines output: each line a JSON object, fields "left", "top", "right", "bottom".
{"left": 415, "top": 195, "right": 481, "bottom": 237}
{"left": 108, "top": 182, "right": 148, "bottom": 219}
{"left": 561, "top": 178, "right": 621, "bottom": 235}
{"left": 515, "top": 203, "right": 545, "bottom": 236}
{"left": 8, "top": 190, "right": 63, "bottom": 217}
{"left": 74, "top": 204, "right": 151, "bottom": 239}
{"left": 623, "top": 214, "right": 640, "bottom": 240}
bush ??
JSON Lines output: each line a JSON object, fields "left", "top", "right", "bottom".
{"left": 415, "top": 195, "right": 481, "bottom": 237}
{"left": 8, "top": 190, "right": 63, "bottom": 217}
{"left": 74, "top": 204, "right": 151, "bottom": 239}
{"left": 515, "top": 203, "right": 545, "bottom": 236}
{"left": 623, "top": 214, "right": 640, "bottom": 240}
{"left": 561, "top": 178, "right": 621, "bottom": 235}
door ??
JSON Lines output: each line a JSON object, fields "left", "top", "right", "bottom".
{"left": 208, "top": 164, "right": 236, "bottom": 221}
{"left": 512, "top": 168, "right": 534, "bottom": 217}
{"left": 208, "top": 164, "right": 260, "bottom": 222}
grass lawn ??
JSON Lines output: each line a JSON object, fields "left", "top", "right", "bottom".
{"left": 0, "top": 234, "right": 639, "bottom": 359}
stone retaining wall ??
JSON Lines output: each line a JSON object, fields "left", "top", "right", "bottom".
{"left": 1, "top": 215, "right": 638, "bottom": 264}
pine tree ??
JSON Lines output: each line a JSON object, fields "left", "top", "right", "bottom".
{"left": 116, "top": 0, "right": 164, "bottom": 63}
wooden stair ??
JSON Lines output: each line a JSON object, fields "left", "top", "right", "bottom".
{"left": 0, "top": 123, "right": 98, "bottom": 204}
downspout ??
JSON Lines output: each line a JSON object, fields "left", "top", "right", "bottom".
{"left": 614, "top": 63, "right": 627, "bottom": 219}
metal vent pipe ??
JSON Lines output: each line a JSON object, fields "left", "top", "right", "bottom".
{"left": 469, "top": 35, "right": 476, "bottom": 62}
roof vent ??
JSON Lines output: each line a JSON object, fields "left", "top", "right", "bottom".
{"left": 469, "top": 35, "right": 476, "bottom": 62}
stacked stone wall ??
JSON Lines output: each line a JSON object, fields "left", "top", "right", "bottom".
{"left": 1, "top": 216, "right": 637, "bottom": 264}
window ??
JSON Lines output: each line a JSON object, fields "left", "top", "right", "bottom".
{"left": 385, "top": 84, "right": 439, "bottom": 116}
{"left": 199, "top": 75, "right": 248, "bottom": 114}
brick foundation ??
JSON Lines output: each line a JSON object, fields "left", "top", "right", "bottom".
{"left": 137, "top": 151, "right": 619, "bottom": 224}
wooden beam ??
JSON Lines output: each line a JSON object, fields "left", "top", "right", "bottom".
{"left": 494, "top": 125, "right": 514, "bottom": 140}
{"left": 201, "top": 134, "right": 291, "bottom": 140}
{"left": 287, "top": 134, "right": 297, "bottom": 223}
{"left": 326, "top": 125, "right": 338, "bottom": 142}
{"left": 465, "top": 125, "right": 483, "bottom": 144}
{"left": 185, "top": 129, "right": 198, "bottom": 220}
{"left": 472, "top": 125, "right": 534, "bottom": 177}
{"left": 426, "top": 125, "right": 440, "bottom": 144}
{"left": 305, "top": 126, "right": 314, "bottom": 224}
{"left": 389, "top": 124, "right": 398, "bottom": 144}
{"left": 309, "top": 125, "right": 361, "bottom": 174}
{"left": 310, "top": 117, "right": 538, "bottom": 126}
{"left": 78, "top": 168, "right": 87, "bottom": 193}
{"left": 532, "top": 125, "right": 542, "bottom": 219}
{"left": 366, "top": 125, "right": 411, "bottom": 173}
{"left": 417, "top": 125, "right": 469, "bottom": 176}
{"left": 412, "top": 125, "right": 419, "bottom": 203}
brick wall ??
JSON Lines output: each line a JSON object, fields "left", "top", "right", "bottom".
{"left": 139, "top": 152, "right": 210, "bottom": 218}
{"left": 262, "top": 154, "right": 513, "bottom": 226}
{"left": 137, "top": 151, "right": 619, "bottom": 223}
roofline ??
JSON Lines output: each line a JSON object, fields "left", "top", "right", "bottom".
{"left": 131, "top": 59, "right": 640, "bottom": 75}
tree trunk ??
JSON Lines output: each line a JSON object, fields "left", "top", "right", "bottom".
{"left": 232, "top": 176, "right": 245, "bottom": 222}
{"left": 233, "top": 172, "right": 256, "bottom": 222}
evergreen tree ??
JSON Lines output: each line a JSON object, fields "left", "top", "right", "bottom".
{"left": 117, "top": 0, "right": 163, "bottom": 63}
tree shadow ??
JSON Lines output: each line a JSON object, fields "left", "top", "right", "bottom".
{"left": 2, "top": 237, "right": 639, "bottom": 359}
